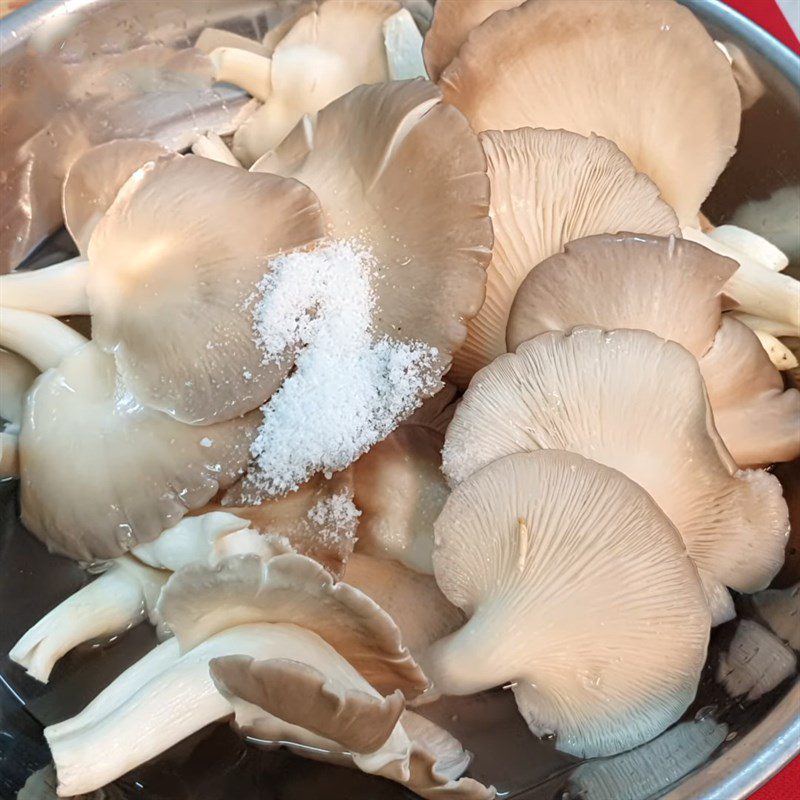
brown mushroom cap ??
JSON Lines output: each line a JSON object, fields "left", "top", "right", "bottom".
{"left": 19, "top": 343, "right": 257, "bottom": 561}
{"left": 699, "top": 316, "right": 800, "bottom": 467}
{"left": 423, "top": 0, "right": 522, "bottom": 81}
{"left": 252, "top": 79, "right": 492, "bottom": 379}
{"left": 440, "top": 0, "right": 741, "bottom": 225}
{"left": 507, "top": 233, "right": 735, "bottom": 357}
{"left": 443, "top": 327, "right": 789, "bottom": 623}
{"left": 62, "top": 139, "right": 170, "bottom": 255}
{"left": 451, "top": 129, "right": 679, "bottom": 384}
{"left": 430, "top": 450, "right": 710, "bottom": 758}
{"left": 87, "top": 153, "right": 326, "bottom": 424}
{"left": 158, "top": 553, "right": 429, "bottom": 698}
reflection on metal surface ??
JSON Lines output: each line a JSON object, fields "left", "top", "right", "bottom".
{"left": 0, "top": 1, "right": 798, "bottom": 799}
{"left": 564, "top": 718, "right": 728, "bottom": 800}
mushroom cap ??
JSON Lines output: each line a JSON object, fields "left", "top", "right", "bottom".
{"left": 442, "top": 328, "right": 789, "bottom": 622}
{"left": 343, "top": 553, "right": 464, "bottom": 656}
{"left": 157, "top": 553, "right": 428, "bottom": 697}
{"left": 251, "top": 79, "right": 492, "bottom": 378}
{"left": 506, "top": 233, "right": 735, "bottom": 357}
{"left": 87, "top": 153, "right": 326, "bottom": 424}
{"left": 699, "top": 315, "right": 800, "bottom": 467}
{"left": 440, "top": 0, "right": 741, "bottom": 225}
{"left": 19, "top": 342, "right": 257, "bottom": 561}
{"left": 62, "top": 139, "right": 170, "bottom": 255}
{"left": 422, "top": 0, "right": 522, "bottom": 81}
{"left": 429, "top": 450, "right": 710, "bottom": 758}
{"left": 451, "top": 129, "right": 680, "bottom": 384}
{"left": 211, "top": 655, "right": 405, "bottom": 753}
{"left": 219, "top": 469, "right": 360, "bottom": 578}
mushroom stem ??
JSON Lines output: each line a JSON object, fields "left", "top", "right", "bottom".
{"left": 752, "top": 330, "right": 799, "bottom": 370}
{"left": 681, "top": 227, "right": 800, "bottom": 328}
{"left": 0, "top": 308, "right": 87, "bottom": 371}
{"left": 728, "top": 311, "right": 799, "bottom": 339}
{"left": 0, "top": 430, "right": 19, "bottom": 478}
{"left": 46, "top": 623, "right": 284, "bottom": 797}
{"left": 190, "top": 132, "right": 242, "bottom": 167}
{"left": 0, "top": 258, "right": 90, "bottom": 316}
{"left": 209, "top": 47, "right": 272, "bottom": 101}
{"left": 9, "top": 557, "right": 167, "bottom": 683}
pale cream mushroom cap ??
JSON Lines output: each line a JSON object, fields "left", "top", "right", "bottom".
{"left": 451, "top": 129, "right": 679, "bottom": 385}
{"left": 353, "top": 385, "right": 456, "bottom": 573}
{"left": 62, "top": 139, "right": 170, "bottom": 255}
{"left": 429, "top": 450, "right": 710, "bottom": 758}
{"left": 699, "top": 316, "right": 800, "bottom": 467}
{"left": 87, "top": 153, "right": 326, "bottom": 424}
{"left": 158, "top": 553, "right": 428, "bottom": 697}
{"left": 507, "top": 234, "right": 734, "bottom": 358}
{"left": 19, "top": 342, "right": 257, "bottom": 561}
{"left": 440, "top": 0, "right": 741, "bottom": 226}
{"left": 252, "top": 79, "right": 492, "bottom": 381}
{"left": 443, "top": 328, "right": 789, "bottom": 624}
{"left": 423, "top": 0, "right": 522, "bottom": 81}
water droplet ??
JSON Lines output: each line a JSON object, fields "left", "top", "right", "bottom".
{"left": 695, "top": 704, "right": 717, "bottom": 722}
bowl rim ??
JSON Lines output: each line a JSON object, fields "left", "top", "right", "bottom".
{"left": 1, "top": 1, "right": 798, "bottom": 799}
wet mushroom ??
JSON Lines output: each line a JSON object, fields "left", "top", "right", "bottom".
{"left": 45, "top": 553, "right": 428, "bottom": 796}
{"left": 506, "top": 233, "right": 800, "bottom": 468}
{"left": 427, "top": 450, "right": 710, "bottom": 758}
{"left": 422, "top": 0, "right": 522, "bottom": 81}
{"left": 243, "top": 80, "right": 490, "bottom": 492}
{"left": 212, "top": 656, "right": 493, "bottom": 799}
{"left": 19, "top": 342, "right": 259, "bottom": 560}
{"left": 443, "top": 328, "right": 790, "bottom": 625}
{"left": 450, "top": 128, "right": 679, "bottom": 384}
{"left": 353, "top": 384, "right": 456, "bottom": 573}
{"left": 439, "top": 0, "right": 741, "bottom": 226}
{"left": 228, "top": 0, "right": 402, "bottom": 165}
{"left": 86, "top": 153, "right": 326, "bottom": 424}
{"left": 0, "top": 347, "right": 38, "bottom": 429}
{"left": 0, "top": 308, "right": 87, "bottom": 371}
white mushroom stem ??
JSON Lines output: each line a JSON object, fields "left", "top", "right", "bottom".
{"left": 0, "top": 308, "right": 87, "bottom": 371}
{"left": 710, "top": 224, "right": 789, "bottom": 271}
{"left": 190, "top": 132, "right": 242, "bottom": 168}
{"left": 46, "top": 624, "right": 333, "bottom": 797}
{"left": 9, "top": 557, "right": 167, "bottom": 683}
{"left": 0, "top": 430, "right": 18, "bottom": 478}
{"left": 682, "top": 226, "right": 800, "bottom": 329}
{"left": 729, "top": 311, "right": 799, "bottom": 339}
{"left": 209, "top": 47, "right": 272, "bottom": 101}
{"left": 0, "top": 258, "right": 90, "bottom": 316}
{"left": 752, "top": 330, "right": 799, "bottom": 370}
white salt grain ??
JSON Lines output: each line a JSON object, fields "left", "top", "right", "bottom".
{"left": 246, "top": 240, "right": 439, "bottom": 497}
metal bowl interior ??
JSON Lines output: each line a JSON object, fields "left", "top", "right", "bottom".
{"left": 0, "top": 2, "right": 798, "bottom": 799}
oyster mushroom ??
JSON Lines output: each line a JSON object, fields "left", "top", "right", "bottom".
{"left": 450, "top": 128, "right": 679, "bottom": 384}
{"left": 442, "top": 328, "right": 790, "bottom": 625}
{"left": 506, "top": 233, "right": 800, "bottom": 468}
{"left": 86, "top": 153, "right": 325, "bottom": 425}
{"left": 242, "top": 81, "right": 490, "bottom": 493}
{"left": 0, "top": 308, "right": 86, "bottom": 371}
{"left": 10, "top": 557, "right": 166, "bottom": 683}
{"left": 383, "top": 8, "right": 427, "bottom": 80}
{"left": 343, "top": 553, "right": 464, "bottom": 657}
{"left": 751, "top": 584, "right": 800, "bottom": 651}
{"left": 353, "top": 384, "right": 456, "bottom": 573}
{"left": 440, "top": 0, "right": 741, "bottom": 226}
{"left": 19, "top": 342, "right": 258, "bottom": 560}
{"left": 427, "top": 450, "right": 710, "bottom": 758}
{"left": 218, "top": 470, "right": 360, "bottom": 578}
{"left": 422, "top": 0, "right": 522, "bottom": 81}
{"left": 228, "top": 0, "right": 402, "bottom": 164}
{"left": 45, "top": 554, "right": 428, "bottom": 796}
{"left": 212, "top": 656, "right": 493, "bottom": 799}
{"left": 190, "top": 131, "right": 241, "bottom": 167}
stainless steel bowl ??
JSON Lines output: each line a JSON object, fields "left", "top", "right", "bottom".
{"left": 1, "top": 2, "right": 798, "bottom": 799}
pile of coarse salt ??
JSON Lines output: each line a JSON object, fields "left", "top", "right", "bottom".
{"left": 243, "top": 240, "right": 440, "bottom": 497}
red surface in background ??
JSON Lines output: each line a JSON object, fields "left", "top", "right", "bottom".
{"left": 734, "top": 3, "right": 798, "bottom": 791}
